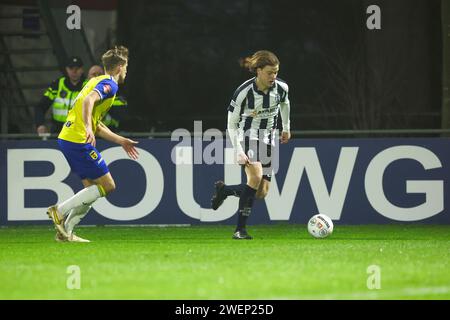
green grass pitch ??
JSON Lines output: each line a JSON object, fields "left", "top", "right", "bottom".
{"left": 0, "top": 224, "right": 449, "bottom": 300}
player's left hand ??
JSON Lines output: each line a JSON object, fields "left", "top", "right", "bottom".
{"left": 121, "top": 138, "right": 139, "bottom": 160}
{"left": 281, "top": 131, "right": 291, "bottom": 144}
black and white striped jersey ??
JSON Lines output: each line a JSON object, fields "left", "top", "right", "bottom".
{"left": 227, "top": 77, "right": 290, "bottom": 151}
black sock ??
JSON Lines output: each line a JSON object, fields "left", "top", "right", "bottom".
{"left": 236, "top": 185, "right": 257, "bottom": 231}
{"left": 223, "top": 184, "right": 244, "bottom": 197}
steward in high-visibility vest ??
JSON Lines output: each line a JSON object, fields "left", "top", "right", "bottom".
{"left": 35, "top": 56, "right": 86, "bottom": 134}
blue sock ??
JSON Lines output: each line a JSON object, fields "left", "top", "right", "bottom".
{"left": 236, "top": 185, "right": 257, "bottom": 231}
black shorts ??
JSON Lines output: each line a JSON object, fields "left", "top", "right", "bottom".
{"left": 241, "top": 138, "right": 273, "bottom": 181}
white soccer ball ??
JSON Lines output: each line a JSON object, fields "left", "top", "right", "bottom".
{"left": 307, "top": 214, "right": 334, "bottom": 238}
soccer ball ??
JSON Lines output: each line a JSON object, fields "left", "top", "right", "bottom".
{"left": 307, "top": 214, "right": 334, "bottom": 238}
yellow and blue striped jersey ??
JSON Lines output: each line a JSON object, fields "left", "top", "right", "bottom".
{"left": 58, "top": 75, "right": 118, "bottom": 143}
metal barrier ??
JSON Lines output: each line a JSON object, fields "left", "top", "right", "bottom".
{"left": 2, "top": 129, "right": 450, "bottom": 140}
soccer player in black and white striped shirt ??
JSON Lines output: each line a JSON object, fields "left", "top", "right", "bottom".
{"left": 211, "top": 50, "right": 291, "bottom": 239}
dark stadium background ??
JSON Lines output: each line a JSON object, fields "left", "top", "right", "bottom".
{"left": 0, "top": 0, "right": 445, "bottom": 134}
{"left": 116, "top": 0, "right": 442, "bottom": 132}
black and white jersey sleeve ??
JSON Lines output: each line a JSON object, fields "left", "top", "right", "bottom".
{"left": 227, "top": 78, "right": 254, "bottom": 154}
{"left": 277, "top": 80, "right": 290, "bottom": 132}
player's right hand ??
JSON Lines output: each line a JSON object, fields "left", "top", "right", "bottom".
{"left": 86, "top": 128, "right": 96, "bottom": 147}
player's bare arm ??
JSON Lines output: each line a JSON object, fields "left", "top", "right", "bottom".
{"left": 96, "top": 122, "right": 139, "bottom": 160}
{"left": 82, "top": 91, "right": 100, "bottom": 147}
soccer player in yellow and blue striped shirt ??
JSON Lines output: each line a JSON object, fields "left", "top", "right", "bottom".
{"left": 47, "top": 46, "right": 139, "bottom": 242}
